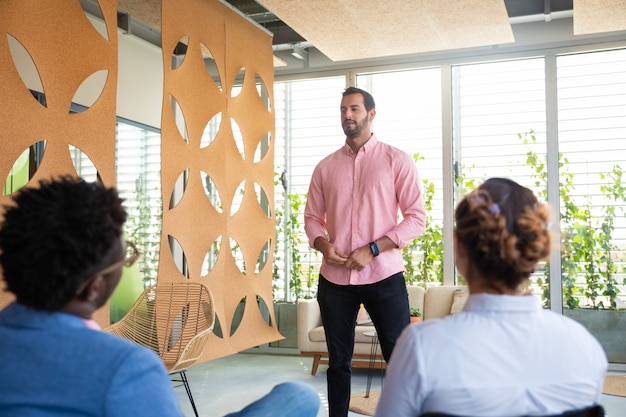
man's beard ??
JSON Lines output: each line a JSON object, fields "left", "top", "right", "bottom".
{"left": 343, "top": 115, "right": 368, "bottom": 138}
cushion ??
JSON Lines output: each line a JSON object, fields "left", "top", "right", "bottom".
{"left": 308, "top": 325, "right": 380, "bottom": 344}
{"left": 356, "top": 306, "right": 371, "bottom": 325}
{"left": 309, "top": 326, "right": 326, "bottom": 342}
{"left": 450, "top": 288, "right": 469, "bottom": 314}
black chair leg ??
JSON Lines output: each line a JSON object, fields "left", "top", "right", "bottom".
{"left": 172, "top": 370, "right": 199, "bottom": 417}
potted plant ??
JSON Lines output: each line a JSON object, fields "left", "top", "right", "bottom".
{"left": 410, "top": 307, "right": 422, "bottom": 323}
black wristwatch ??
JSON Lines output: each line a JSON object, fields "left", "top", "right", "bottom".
{"left": 369, "top": 241, "right": 380, "bottom": 257}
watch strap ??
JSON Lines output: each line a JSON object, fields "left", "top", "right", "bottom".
{"left": 369, "top": 241, "right": 380, "bottom": 257}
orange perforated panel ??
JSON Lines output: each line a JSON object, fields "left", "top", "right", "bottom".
{"left": 160, "top": 0, "right": 281, "bottom": 362}
{"left": 0, "top": 0, "right": 118, "bottom": 326}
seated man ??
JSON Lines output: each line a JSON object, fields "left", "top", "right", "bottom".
{"left": 0, "top": 176, "right": 319, "bottom": 417}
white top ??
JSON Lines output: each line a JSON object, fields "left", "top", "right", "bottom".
{"left": 374, "top": 293, "right": 608, "bottom": 417}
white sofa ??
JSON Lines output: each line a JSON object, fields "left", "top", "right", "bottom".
{"left": 297, "top": 285, "right": 466, "bottom": 375}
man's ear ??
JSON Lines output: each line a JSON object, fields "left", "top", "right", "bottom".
{"left": 369, "top": 108, "right": 376, "bottom": 122}
{"left": 82, "top": 275, "right": 106, "bottom": 303}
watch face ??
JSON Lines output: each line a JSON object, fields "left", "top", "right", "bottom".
{"left": 370, "top": 242, "right": 379, "bottom": 256}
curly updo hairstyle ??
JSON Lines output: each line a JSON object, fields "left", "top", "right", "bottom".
{"left": 0, "top": 176, "right": 127, "bottom": 311}
{"left": 454, "top": 178, "right": 551, "bottom": 291}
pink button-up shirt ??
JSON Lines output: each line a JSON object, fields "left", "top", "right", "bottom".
{"left": 304, "top": 134, "right": 425, "bottom": 285}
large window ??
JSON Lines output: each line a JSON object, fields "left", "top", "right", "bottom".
{"left": 115, "top": 120, "right": 162, "bottom": 287}
{"left": 69, "top": 119, "right": 162, "bottom": 286}
{"left": 273, "top": 47, "right": 626, "bottom": 364}
{"left": 554, "top": 49, "right": 626, "bottom": 364}
{"left": 357, "top": 68, "right": 443, "bottom": 285}
{"left": 451, "top": 57, "right": 548, "bottom": 292}
{"left": 556, "top": 49, "right": 626, "bottom": 310}
{"left": 273, "top": 76, "right": 345, "bottom": 301}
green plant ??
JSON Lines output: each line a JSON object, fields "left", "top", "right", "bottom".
{"left": 598, "top": 165, "right": 626, "bottom": 309}
{"left": 125, "top": 174, "right": 161, "bottom": 288}
{"left": 273, "top": 172, "right": 285, "bottom": 299}
{"left": 403, "top": 154, "right": 444, "bottom": 286}
{"left": 409, "top": 307, "right": 422, "bottom": 317}
{"left": 519, "top": 130, "right": 625, "bottom": 310}
{"left": 520, "top": 130, "right": 580, "bottom": 309}
{"left": 286, "top": 192, "right": 305, "bottom": 301}
{"left": 273, "top": 170, "right": 319, "bottom": 302}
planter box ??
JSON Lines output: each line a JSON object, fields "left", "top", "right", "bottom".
{"left": 270, "top": 302, "right": 298, "bottom": 348}
{"left": 563, "top": 309, "right": 626, "bottom": 363}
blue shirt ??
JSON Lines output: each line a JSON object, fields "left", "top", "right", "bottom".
{"left": 0, "top": 302, "right": 183, "bottom": 417}
{"left": 375, "top": 293, "right": 608, "bottom": 417}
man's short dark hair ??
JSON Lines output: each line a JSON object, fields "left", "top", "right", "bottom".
{"left": 342, "top": 87, "right": 376, "bottom": 112}
{"left": 0, "top": 176, "right": 127, "bottom": 311}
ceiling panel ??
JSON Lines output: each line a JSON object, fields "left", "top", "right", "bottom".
{"left": 257, "top": 0, "right": 515, "bottom": 61}
{"left": 574, "top": 0, "right": 626, "bottom": 35}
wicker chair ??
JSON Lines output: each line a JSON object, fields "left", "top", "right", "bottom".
{"left": 106, "top": 281, "right": 215, "bottom": 417}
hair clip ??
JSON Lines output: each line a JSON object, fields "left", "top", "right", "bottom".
{"left": 470, "top": 194, "right": 486, "bottom": 204}
{"left": 469, "top": 194, "right": 500, "bottom": 216}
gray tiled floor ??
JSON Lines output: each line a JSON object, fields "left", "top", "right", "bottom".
{"left": 175, "top": 352, "right": 626, "bottom": 417}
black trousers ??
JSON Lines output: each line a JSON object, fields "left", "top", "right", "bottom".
{"left": 317, "top": 272, "right": 410, "bottom": 417}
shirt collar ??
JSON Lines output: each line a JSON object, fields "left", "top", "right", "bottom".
{"left": 464, "top": 292, "right": 541, "bottom": 313}
{"left": 1, "top": 302, "right": 94, "bottom": 331}
{"left": 343, "top": 133, "right": 378, "bottom": 155}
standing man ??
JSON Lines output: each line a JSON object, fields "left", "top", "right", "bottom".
{"left": 304, "top": 86, "right": 426, "bottom": 416}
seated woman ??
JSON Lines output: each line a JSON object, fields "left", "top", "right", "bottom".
{"left": 375, "top": 178, "right": 607, "bottom": 417}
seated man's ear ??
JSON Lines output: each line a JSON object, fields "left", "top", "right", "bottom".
{"left": 76, "top": 275, "right": 107, "bottom": 304}
{"left": 87, "top": 275, "right": 107, "bottom": 303}
{"left": 87, "top": 274, "right": 119, "bottom": 309}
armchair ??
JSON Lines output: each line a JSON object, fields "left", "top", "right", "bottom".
{"left": 106, "top": 281, "right": 215, "bottom": 417}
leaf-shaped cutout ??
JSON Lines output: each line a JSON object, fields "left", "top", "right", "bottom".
{"left": 231, "top": 118, "right": 244, "bottom": 159}
{"left": 168, "top": 234, "right": 188, "bottom": 277}
{"left": 256, "top": 295, "right": 272, "bottom": 326}
{"left": 3, "top": 147, "right": 30, "bottom": 195}
{"left": 201, "top": 300, "right": 213, "bottom": 323}
{"left": 201, "top": 235, "right": 222, "bottom": 275}
{"left": 230, "top": 236, "right": 246, "bottom": 274}
{"left": 201, "top": 43, "right": 222, "bottom": 91}
{"left": 230, "top": 180, "right": 245, "bottom": 217}
{"left": 253, "top": 131, "right": 271, "bottom": 163}
{"left": 69, "top": 145, "right": 98, "bottom": 183}
{"left": 256, "top": 239, "right": 272, "bottom": 273}
{"left": 166, "top": 306, "right": 187, "bottom": 350}
{"left": 7, "top": 34, "right": 44, "bottom": 105}
{"left": 231, "top": 67, "right": 245, "bottom": 98}
{"left": 254, "top": 72, "right": 271, "bottom": 112}
{"left": 201, "top": 112, "right": 221, "bottom": 149}
{"left": 254, "top": 182, "right": 271, "bottom": 218}
{"left": 71, "top": 69, "right": 108, "bottom": 112}
{"left": 200, "top": 171, "right": 222, "bottom": 213}
{"left": 230, "top": 297, "right": 246, "bottom": 336}
{"left": 212, "top": 314, "right": 224, "bottom": 338}
{"left": 170, "top": 95, "right": 189, "bottom": 143}
{"left": 171, "top": 36, "right": 189, "bottom": 70}
{"left": 81, "top": 0, "right": 109, "bottom": 40}
{"left": 169, "top": 168, "right": 189, "bottom": 209}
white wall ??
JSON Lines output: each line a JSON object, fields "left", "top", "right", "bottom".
{"left": 116, "top": 31, "right": 163, "bottom": 128}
